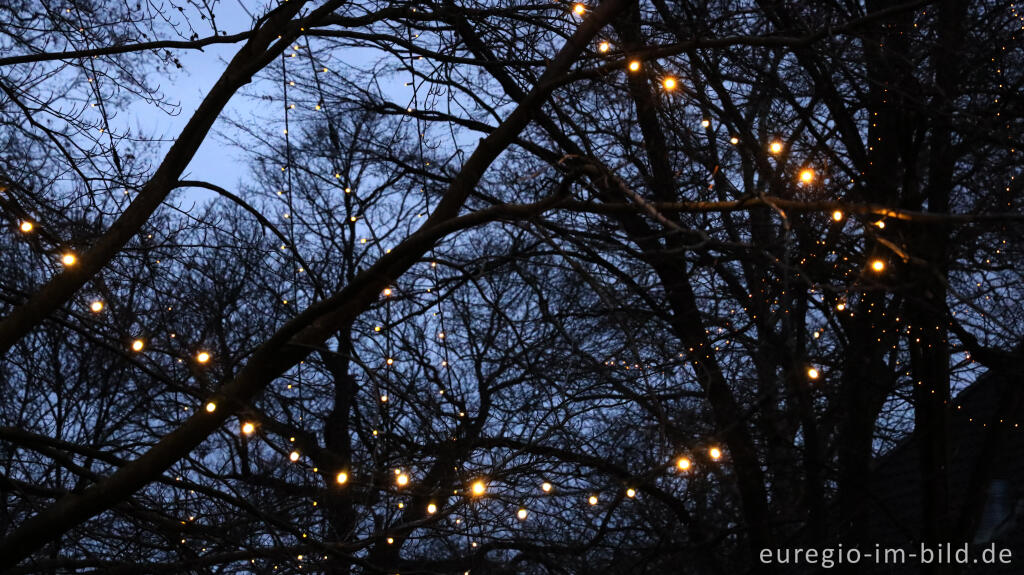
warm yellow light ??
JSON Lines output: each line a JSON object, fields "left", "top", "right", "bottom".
{"left": 427, "top": 503, "right": 437, "bottom": 514}
{"left": 598, "top": 41, "right": 610, "bottom": 53}
{"left": 336, "top": 471, "right": 348, "bottom": 485}
{"left": 832, "top": 210, "right": 844, "bottom": 221}
{"left": 799, "top": 168, "right": 815, "bottom": 183}
{"left": 289, "top": 451, "right": 300, "bottom": 462}
{"left": 196, "top": 351, "right": 211, "bottom": 363}
{"left": 700, "top": 119, "right": 710, "bottom": 128}
{"left": 131, "top": 339, "right": 145, "bottom": 352}
{"left": 471, "top": 479, "right": 487, "bottom": 496}
{"left": 382, "top": 287, "right": 392, "bottom": 297}
{"left": 386, "top": 537, "right": 394, "bottom": 544}
{"left": 769, "top": 140, "right": 783, "bottom": 155}
{"left": 709, "top": 447, "right": 722, "bottom": 461}
{"left": 90, "top": 300, "right": 104, "bottom": 313}
{"left": 397, "top": 473, "right": 409, "bottom": 487}
{"left": 541, "top": 481, "right": 553, "bottom": 493}
{"left": 517, "top": 508, "right": 528, "bottom": 520}
{"left": 729, "top": 136, "right": 739, "bottom": 145}
{"left": 205, "top": 402, "right": 216, "bottom": 413}
{"left": 836, "top": 302, "right": 846, "bottom": 311}
{"left": 242, "top": 422, "right": 255, "bottom": 435}
{"left": 380, "top": 394, "right": 389, "bottom": 402}
{"left": 61, "top": 253, "right": 77, "bottom": 266}
{"left": 588, "top": 495, "right": 598, "bottom": 505}
{"left": 628, "top": 60, "right": 641, "bottom": 72}
{"left": 573, "top": 3, "right": 586, "bottom": 14}
{"left": 19, "top": 221, "right": 33, "bottom": 233}
{"left": 662, "top": 77, "right": 677, "bottom": 91}
{"left": 676, "top": 457, "right": 691, "bottom": 471}
{"left": 871, "top": 259, "right": 886, "bottom": 272}
{"left": 386, "top": 358, "right": 394, "bottom": 366}
{"left": 807, "top": 367, "right": 820, "bottom": 380}
{"left": 874, "top": 220, "right": 886, "bottom": 229}
{"left": 626, "top": 488, "right": 636, "bottom": 498}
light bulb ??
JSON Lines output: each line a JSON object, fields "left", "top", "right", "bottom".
{"left": 588, "top": 495, "right": 598, "bottom": 505}
{"left": 832, "top": 210, "right": 844, "bottom": 221}
{"left": 598, "top": 41, "right": 610, "bottom": 53}
{"left": 626, "top": 488, "right": 636, "bottom": 498}
{"left": 242, "top": 422, "right": 255, "bottom": 435}
{"left": 573, "top": 3, "right": 585, "bottom": 15}
{"left": 628, "top": 60, "right": 641, "bottom": 72}
{"left": 701, "top": 118, "right": 710, "bottom": 128}
{"left": 662, "top": 77, "right": 677, "bottom": 91}
{"left": 205, "top": 402, "right": 216, "bottom": 413}
{"left": 807, "top": 367, "right": 820, "bottom": 380}
{"left": 382, "top": 287, "right": 392, "bottom": 297}
{"left": 19, "top": 221, "right": 33, "bottom": 233}
{"left": 871, "top": 259, "right": 886, "bottom": 272}
{"left": 729, "top": 136, "right": 739, "bottom": 145}
{"left": 676, "top": 457, "right": 691, "bottom": 471}
{"left": 289, "top": 451, "right": 300, "bottom": 462}
{"left": 709, "top": 447, "right": 722, "bottom": 460}
{"left": 427, "top": 503, "right": 437, "bottom": 514}
{"left": 90, "top": 300, "right": 104, "bottom": 313}
{"left": 196, "top": 351, "right": 211, "bottom": 363}
{"left": 336, "top": 471, "right": 348, "bottom": 484}
{"left": 541, "top": 482, "right": 552, "bottom": 493}
{"left": 836, "top": 302, "right": 846, "bottom": 311}
{"left": 471, "top": 480, "right": 486, "bottom": 496}
{"left": 397, "top": 473, "right": 409, "bottom": 486}
{"left": 769, "top": 140, "right": 783, "bottom": 154}
{"left": 131, "top": 339, "right": 144, "bottom": 352}
{"left": 799, "top": 168, "right": 815, "bottom": 183}
{"left": 517, "top": 508, "right": 528, "bottom": 520}
{"left": 61, "top": 253, "right": 77, "bottom": 266}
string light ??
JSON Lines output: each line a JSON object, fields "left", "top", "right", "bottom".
{"left": 89, "top": 300, "right": 104, "bottom": 313}
{"left": 626, "top": 488, "right": 636, "bottom": 498}
{"left": 588, "top": 495, "right": 598, "bottom": 505}
{"left": 471, "top": 479, "right": 487, "bottom": 496}
{"left": 289, "top": 451, "right": 300, "bottom": 462}
{"left": 517, "top": 508, "right": 528, "bottom": 520}
{"left": 836, "top": 302, "right": 846, "bottom": 311}
{"left": 396, "top": 473, "right": 409, "bottom": 487}
{"left": 131, "top": 339, "right": 144, "bottom": 352}
{"left": 709, "top": 447, "right": 722, "bottom": 461}
{"left": 541, "top": 481, "right": 553, "bottom": 493}
{"left": 676, "top": 456, "right": 691, "bottom": 471}
{"left": 242, "top": 422, "right": 255, "bottom": 435}
{"left": 196, "top": 351, "right": 211, "bottom": 363}
{"left": 799, "top": 168, "right": 815, "bottom": 183}
{"left": 598, "top": 41, "right": 610, "bottom": 53}
{"left": 769, "top": 140, "right": 783, "bottom": 155}
{"left": 730, "top": 136, "right": 739, "bottom": 145}
{"left": 871, "top": 259, "right": 886, "bottom": 272}
{"left": 628, "top": 60, "right": 641, "bottom": 72}
{"left": 382, "top": 287, "right": 393, "bottom": 297}
{"left": 427, "top": 503, "right": 437, "bottom": 514}
{"left": 573, "top": 3, "right": 586, "bottom": 15}
{"left": 19, "top": 221, "right": 33, "bottom": 233}
{"left": 205, "top": 402, "right": 217, "bottom": 413}
{"left": 700, "top": 118, "right": 711, "bottom": 128}
{"left": 662, "top": 77, "right": 677, "bottom": 91}
{"left": 336, "top": 471, "right": 348, "bottom": 485}
{"left": 832, "top": 210, "right": 844, "bottom": 221}
{"left": 874, "top": 220, "right": 886, "bottom": 229}
{"left": 807, "top": 367, "right": 820, "bottom": 380}
{"left": 61, "top": 253, "right": 77, "bottom": 266}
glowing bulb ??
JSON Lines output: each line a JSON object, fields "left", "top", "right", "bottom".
{"left": 709, "top": 447, "right": 722, "bottom": 461}
{"left": 205, "top": 402, "right": 216, "bottom": 413}
{"left": 19, "top": 221, "right": 33, "bottom": 233}
{"left": 628, "top": 60, "right": 641, "bottom": 72}
{"left": 598, "top": 41, "right": 610, "bottom": 53}
{"left": 676, "top": 457, "right": 691, "bottom": 471}
{"left": 397, "top": 473, "right": 409, "bottom": 486}
{"left": 242, "top": 422, "right": 255, "bottom": 435}
{"left": 769, "top": 140, "right": 783, "bottom": 155}
{"left": 289, "top": 451, "right": 300, "bottom": 462}
{"left": 573, "top": 3, "right": 586, "bottom": 15}
{"left": 382, "top": 287, "right": 392, "bottom": 297}
{"left": 799, "top": 168, "right": 815, "bottom": 183}
{"left": 517, "top": 508, "right": 528, "bottom": 520}
{"left": 61, "top": 253, "right": 77, "bottom": 266}
{"left": 626, "top": 488, "right": 636, "bottom": 498}
{"left": 131, "top": 339, "right": 144, "bottom": 352}
{"left": 541, "top": 482, "right": 552, "bottom": 493}
{"left": 871, "top": 259, "right": 886, "bottom": 272}
{"left": 380, "top": 394, "right": 389, "bottom": 402}
{"left": 90, "top": 300, "right": 104, "bottom": 313}
{"left": 729, "top": 136, "right": 739, "bottom": 145}
{"left": 386, "top": 358, "right": 394, "bottom": 366}
{"left": 700, "top": 118, "right": 710, "bottom": 128}
{"left": 471, "top": 480, "right": 486, "bottom": 496}
{"left": 662, "top": 77, "right": 677, "bottom": 91}
{"left": 807, "top": 367, "right": 820, "bottom": 380}
{"left": 386, "top": 537, "right": 394, "bottom": 544}
{"left": 836, "top": 302, "right": 846, "bottom": 311}
{"left": 832, "top": 210, "right": 844, "bottom": 221}
{"left": 336, "top": 471, "right": 348, "bottom": 484}
{"left": 874, "top": 220, "right": 886, "bottom": 229}
{"left": 196, "top": 351, "right": 211, "bottom": 363}
{"left": 588, "top": 495, "right": 598, "bottom": 505}
{"left": 427, "top": 503, "right": 437, "bottom": 514}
